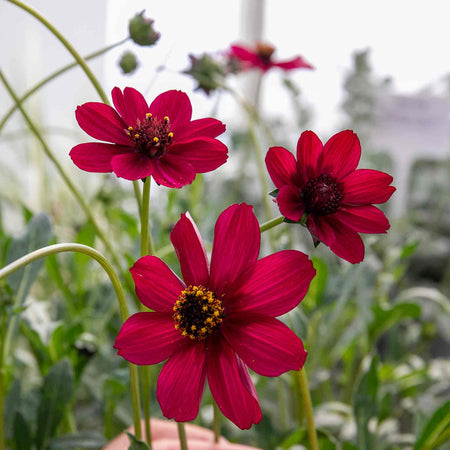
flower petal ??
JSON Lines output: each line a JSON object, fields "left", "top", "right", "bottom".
{"left": 265, "top": 146, "right": 302, "bottom": 189}
{"left": 277, "top": 185, "right": 305, "bottom": 222}
{"left": 75, "top": 102, "right": 129, "bottom": 145}
{"left": 149, "top": 90, "right": 192, "bottom": 132}
{"left": 209, "top": 204, "right": 260, "bottom": 295}
{"left": 152, "top": 155, "right": 197, "bottom": 188}
{"left": 206, "top": 335, "right": 262, "bottom": 429}
{"left": 111, "top": 87, "right": 149, "bottom": 125}
{"left": 70, "top": 143, "right": 130, "bottom": 172}
{"left": 226, "top": 250, "right": 315, "bottom": 317}
{"left": 335, "top": 205, "right": 390, "bottom": 234}
{"left": 307, "top": 215, "right": 336, "bottom": 248}
{"left": 230, "top": 45, "right": 261, "bottom": 67}
{"left": 130, "top": 255, "right": 185, "bottom": 312}
{"left": 168, "top": 139, "right": 228, "bottom": 173}
{"left": 222, "top": 314, "right": 307, "bottom": 376}
{"left": 114, "top": 312, "right": 184, "bottom": 365}
{"left": 175, "top": 118, "right": 226, "bottom": 142}
{"left": 342, "top": 169, "right": 395, "bottom": 204}
{"left": 170, "top": 212, "right": 210, "bottom": 287}
{"left": 275, "top": 56, "right": 314, "bottom": 71}
{"left": 296, "top": 130, "right": 324, "bottom": 182}
{"left": 321, "top": 130, "right": 361, "bottom": 180}
{"left": 157, "top": 342, "right": 207, "bottom": 422}
{"left": 110, "top": 153, "right": 153, "bottom": 180}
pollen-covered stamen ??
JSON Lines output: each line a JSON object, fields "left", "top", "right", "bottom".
{"left": 255, "top": 42, "right": 275, "bottom": 62}
{"left": 126, "top": 114, "right": 173, "bottom": 158}
{"left": 173, "top": 285, "right": 224, "bottom": 341}
{"left": 302, "top": 174, "right": 343, "bottom": 216}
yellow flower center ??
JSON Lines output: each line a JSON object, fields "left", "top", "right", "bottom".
{"left": 173, "top": 285, "right": 224, "bottom": 341}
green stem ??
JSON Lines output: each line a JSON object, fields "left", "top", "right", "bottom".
{"left": 0, "top": 311, "right": 6, "bottom": 450}
{"left": 133, "top": 180, "right": 143, "bottom": 220}
{"left": 6, "top": 0, "right": 109, "bottom": 104}
{"left": 139, "top": 177, "right": 154, "bottom": 448}
{"left": 0, "top": 243, "right": 142, "bottom": 440}
{"left": 297, "top": 368, "right": 319, "bottom": 450}
{"left": 177, "top": 422, "right": 188, "bottom": 450}
{"left": 212, "top": 401, "right": 221, "bottom": 443}
{"left": 0, "top": 69, "right": 134, "bottom": 295}
{"left": 259, "top": 216, "right": 284, "bottom": 233}
{"left": 0, "top": 37, "right": 129, "bottom": 133}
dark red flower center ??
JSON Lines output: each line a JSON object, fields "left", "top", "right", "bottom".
{"left": 302, "top": 174, "right": 343, "bottom": 216}
{"left": 126, "top": 113, "right": 173, "bottom": 158}
{"left": 256, "top": 42, "right": 275, "bottom": 63}
{"left": 173, "top": 285, "right": 224, "bottom": 341}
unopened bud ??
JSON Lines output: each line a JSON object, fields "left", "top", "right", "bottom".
{"left": 119, "top": 51, "right": 139, "bottom": 74}
{"left": 128, "top": 11, "right": 160, "bottom": 47}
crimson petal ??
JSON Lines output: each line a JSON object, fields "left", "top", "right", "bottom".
{"left": 112, "top": 87, "right": 149, "bottom": 125}
{"left": 168, "top": 139, "right": 228, "bottom": 173}
{"left": 222, "top": 314, "right": 307, "bottom": 376}
{"left": 277, "top": 185, "right": 305, "bottom": 222}
{"left": 152, "top": 155, "right": 196, "bottom": 188}
{"left": 157, "top": 342, "right": 207, "bottom": 422}
{"left": 170, "top": 212, "right": 210, "bottom": 287}
{"left": 265, "top": 146, "right": 302, "bottom": 189}
{"left": 174, "top": 118, "right": 226, "bottom": 142}
{"left": 70, "top": 143, "right": 130, "bottom": 173}
{"left": 130, "top": 255, "right": 185, "bottom": 312}
{"left": 226, "top": 250, "right": 315, "bottom": 316}
{"left": 111, "top": 153, "right": 153, "bottom": 181}
{"left": 75, "top": 102, "right": 129, "bottom": 145}
{"left": 149, "top": 90, "right": 192, "bottom": 133}
{"left": 206, "top": 335, "right": 261, "bottom": 429}
{"left": 114, "top": 312, "right": 184, "bottom": 365}
{"left": 321, "top": 130, "right": 361, "bottom": 180}
{"left": 209, "top": 204, "right": 260, "bottom": 295}
{"left": 342, "top": 169, "right": 395, "bottom": 204}
{"left": 335, "top": 205, "right": 390, "bottom": 234}
{"left": 296, "top": 130, "right": 324, "bottom": 182}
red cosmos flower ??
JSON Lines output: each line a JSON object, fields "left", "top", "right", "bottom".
{"left": 229, "top": 42, "right": 314, "bottom": 72}
{"left": 114, "top": 203, "right": 315, "bottom": 429}
{"left": 70, "top": 88, "right": 228, "bottom": 187}
{"left": 265, "top": 130, "right": 395, "bottom": 264}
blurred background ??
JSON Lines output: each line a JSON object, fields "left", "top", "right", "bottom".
{"left": 1, "top": 1, "right": 450, "bottom": 448}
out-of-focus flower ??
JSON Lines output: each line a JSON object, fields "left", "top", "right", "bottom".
{"left": 265, "top": 130, "right": 395, "bottom": 263}
{"left": 119, "top": 51, "right": 139, "bottom": 74}
{"left": 184, "top": 53, "right": 227, "bottom": 95}
{"left": 114, "top": 203, "right": 316, "bottom": 429}
{"left": 229, "top": 42, "right": 314, "bottom": 73}
{"left": 128, "top": 11, "right": 160, "bottom": 46}
{"left": 70, "top": 88, "right": 228, "bottom": 187}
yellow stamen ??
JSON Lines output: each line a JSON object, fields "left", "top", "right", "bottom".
{"left": 146, "top": 112, "right": 152, "bottom": 119}
{"left": 153, "top": 137, "right": 159, "bottom": 143}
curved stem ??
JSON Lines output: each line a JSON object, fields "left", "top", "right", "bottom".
{"left": 0, "top": 37, "right": 129, "bottom": 133}
{"left": 297, "top": 368, "right": 319, "bottom": 450}
{"left": 259, "top": 215, "right": 284, "bottom": 233}
{"left": 6, "top": 0, "right": 109, "bottom": 104}
{"left": 212, "top": 401, "right": 221, "bottom": 444}
{"left": 176, "top": 423, "right": 188, "bottom": 450}
{"left": 0, "top": 243, "right": 142, "bottom": 439}
{"left": 0, "top": 69, "right": 133, "bottom": 294}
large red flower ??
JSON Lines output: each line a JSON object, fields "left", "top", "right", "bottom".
{"left": 265, "top": 130, "right": 395, "bottom": 264}
{"left": 114, "top": 203, "right": 315, "bottom": 429}
{"left": 70, "top": 88, "right": 228, "bottom": 187}
{"left": 229, "top": 42, "right": 314, "bottom": 72}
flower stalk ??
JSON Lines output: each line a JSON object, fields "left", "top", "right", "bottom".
{"left": 177, "top": 422, "right": 188, "bottom": 450}
{"left": 297, "top": 368, "right": 319, "bottom": 450}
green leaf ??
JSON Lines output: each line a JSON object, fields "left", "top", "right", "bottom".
{"left": 48, "top": 432, "right": 107, "bottom": 448}
{"left": 125, "top": 432, "right": 150, "bottom": 449}
{"left": 278, "top": 428, "right": 306, "bottom": 448}
{"left": 354, "top": 355, "right": 379, "bottom": 450}
{"left": 369, "top": 302, "right": 421, "bottom": 342}
{"left": 414, "top": 400, "right": 450, "bottom": 450}
{"left": 13, "top": 411, "right": 33, "bottom": 450}
{"left": 4, "top": 379, "right": 21, "bottom": 441}
{"left": 36, "top": 359, "right": 75, "bottom": 450}
{"left": 19, "top": 321, "right": 51, "bottom": 375}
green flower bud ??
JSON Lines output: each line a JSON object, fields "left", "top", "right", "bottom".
{"left": 119, "top": 51, "right": 139, "bottom": 74}
{"left": 128, "top": 11, "right": 160, "bottom": 46}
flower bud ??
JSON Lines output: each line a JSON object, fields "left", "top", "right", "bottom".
{"left": 119, "top": 51, "right": 139, "bottom": 74}
{"left": 128, "top": 11, "right": 160, "bottom": 46}
{"left": 184, "top": 53, "right": 226, "bottom": 95}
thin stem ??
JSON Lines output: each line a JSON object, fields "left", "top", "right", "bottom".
{"left": 0, "top": 243, "right": 142, "bottom": 439}
{"left": 259, "top": 215, "right": 284, "bottom": 233}
{"left": 139, "top": 177, "right": 153, "bottom": 447}
{"left": 0, "top": 69, "right": 133, "bottom": 294}
{"left": 133, "top": 180, "right": 143, "bottom": 220}
{"left": 0, "top": 37, "right": 129, "bottom": 133}
{"left": 177, "top": 422, "right": 188, "bottom": 450}
{"left": 6, "top": 0, "right": 109, "bottom": 104}
{"left": 297, "top": 368, "right": 319, "bottom": 450}
{"left": 212, "top": 401, "right": 221, "bottom": 444}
